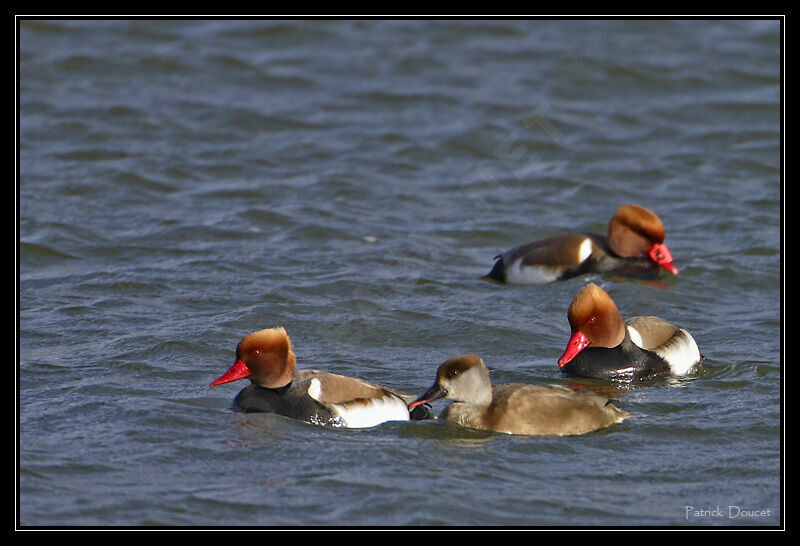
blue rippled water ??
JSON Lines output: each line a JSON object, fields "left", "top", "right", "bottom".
{"left": 18, "top": 18, "right": 782, "bottom": 528}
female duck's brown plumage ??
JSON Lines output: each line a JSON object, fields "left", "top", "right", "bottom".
{"left": 408, "top": 354, "right": 630, "bottom": 436}
{"left": 557, "top": 283, "right": 702, "bottom": 380}
{"left": 487, "top": 204, "right": 679, "bottom": 284}
{"left": 210, "top": 327, "right": 430, "bottom": 428}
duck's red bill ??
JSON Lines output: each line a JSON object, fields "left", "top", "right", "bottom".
{"left": 558, "top": 332, "right": 590, "bottom": 367}
{"left": 210, "top": 359, "right": 250, "bottom": 387}
{"left": 648, "top": 243, "right": 679, "bottom": 275}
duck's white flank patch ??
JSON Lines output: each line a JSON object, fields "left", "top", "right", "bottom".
{"left": 578, "top": 237, "right": 593, "bottom": 263}
{"left": 656, "top": 328, "right": 701, "bottom": 375}
{"left": 332, "top": 396, "right": 410, "bottom": 429}
{"left": 505, "top": 260, "right": 561, "bottom": 284}
{"left": 503, "top": 238, "right": 591, "bottom": 284}
{"left": 307, "top": 378, "right": 323, "bottom": 400}
{"left": 628, "top": 325, "right": 700, "bottom": 375}
{"left": 307, "top": 378, "right": 409, "bottom": 428}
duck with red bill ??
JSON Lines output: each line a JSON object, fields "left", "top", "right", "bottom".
{"left": 557, "top": 283, "right": 702, "bottom": 380}
{"left": 487, "top": 203, "right": 679, "bottom": 284}
{"left": 210, "top": 327, "right": 431, "bottom": 428}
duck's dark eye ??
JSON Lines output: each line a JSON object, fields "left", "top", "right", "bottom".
{"left": 589, "top": 316, "right": 597, "bottom": 325}
{"left": 450, "top": 369, "right": 460, "bottom": 378}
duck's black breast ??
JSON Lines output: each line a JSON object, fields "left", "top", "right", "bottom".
{"left": 232, "top": 382, "right": 339, "bottom": 423}
{"left": 559, "top": 337, "right": 670, "bottom": 381}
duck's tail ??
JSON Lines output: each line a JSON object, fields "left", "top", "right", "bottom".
{"left": 484, "top": 255, "right": 505, "bottom": 282}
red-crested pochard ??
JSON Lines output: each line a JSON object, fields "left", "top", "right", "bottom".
{"left": 408, "top": 354, "right": 631, "bottom": 436}
{"left": 557, "top": 283, "right": 702, "bottom": 380}
{"left": 486, "top": 204, "right": 679, "bottom": 284}
{"left": 210, "top": 327, "right": 430, "bottom": 428}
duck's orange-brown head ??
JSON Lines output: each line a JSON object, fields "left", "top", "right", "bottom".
{"left": 607, "top": 204, "right": 678, "bottom": 274}
{"left": 558, "top": 283, "right": 625, "bottom": 367}
{"left": 210, "top": 327, "right": 296, "bottom": 389}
